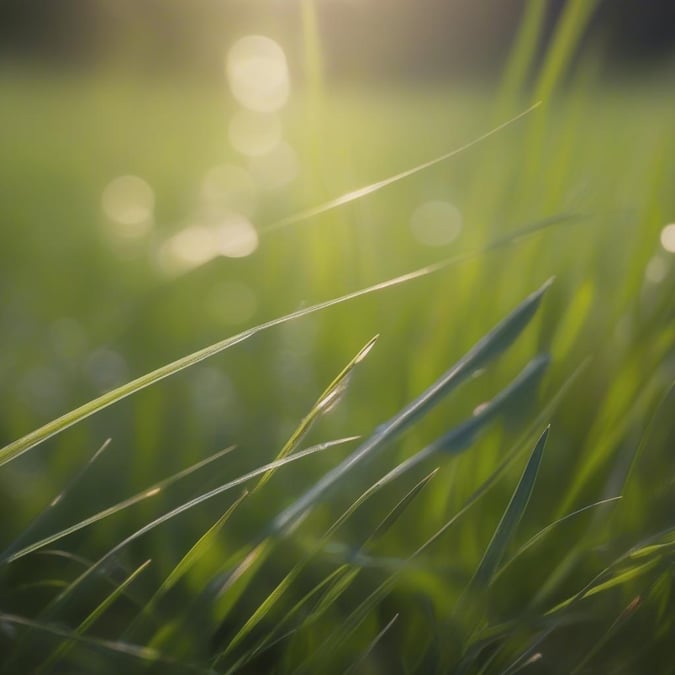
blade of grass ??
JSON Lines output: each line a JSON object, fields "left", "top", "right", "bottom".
{"left": 36, "top": 559, "right": 152, "bottom": 673}
{"left": 2, "top": 444, "right": 238, "bottom": 564}
{"left": 493, "top": 496, "right": 623, "bottom": 583}
{"left": 261, "top": 103, "right": 542, "bottom": 233}
{"left": 1, "top": 438, "right": 111, "bottom": 562}
{"left": 124, "top": 489, "right": 249, "bottom": 644}
{"left": 0, "top": 612, "right": 208, "bottom": 673}
{"left": 253, "top": 335, "right": 378, "bottom": 493}
{"left": 469, "top": 426, "right": 549, "bottom": 593}
{"left": 0, "top": 214, "right": 573, "bottom": 469}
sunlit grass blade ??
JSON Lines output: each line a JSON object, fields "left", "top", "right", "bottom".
{"left": 469, "top": 426, "right": 549, "bottom": 592}
{"left": 268, "top": 280, "right": 553, "bottom": 539}
{"left": 1, "top": 438, "right": 111, "bottom": 562}
{"left": 261, "top": 103, "right": 542, "bottom": 233}
{"left": 125, "top": 489, "right": 249, "bottom": 644}
{"left": 253, "top": 334, "right": 378, "bottom": 493}
{"left": 36, "top": 559, "right": 152, "bottom": 673}
{"left": 2, "top": 444, "right": 238, "bottom": 564}
{"left": 0, "top": 214, "right": 572, "bottom": 469}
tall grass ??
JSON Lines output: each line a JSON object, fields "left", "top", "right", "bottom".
{"left": 1, "top": 1, "right": 674, "bottom": 672}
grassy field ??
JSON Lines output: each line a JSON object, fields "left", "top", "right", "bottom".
{"left": 0, "top": 24, "right": 674, "bottom": 674}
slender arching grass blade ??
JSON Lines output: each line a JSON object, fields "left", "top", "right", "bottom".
{"left": 469, "top": 426, "right": 549, "bottom": 592}
{"left": 0, "top": 612, "right": 208, "bottom": 673}
{"left": 0, "top": 214, "right": 574, "bottom": 469}
{"left": 36, "top": 559, "right": 152, "bottom": 673}
{"left": 2, "top": 444, "right": 238, "bottom": 564}
{"left": 124, "top": 489, "right": 249, "bottom": 645}
{"left": 261, "top": 103, "right": 542, "bottom": 234}
{"left": 252, "top": 334, "right": 378, "bottom": 493}
{"left": 1, "top": 438, "right": 111, "bottom": 562}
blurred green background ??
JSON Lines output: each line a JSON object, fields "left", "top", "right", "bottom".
{"left": 1, "top": 1, "right": 674, "bottom": 672}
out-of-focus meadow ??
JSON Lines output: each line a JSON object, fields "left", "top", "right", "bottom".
{"left": 1, "top": 1, "right": 674, "bottom": 672}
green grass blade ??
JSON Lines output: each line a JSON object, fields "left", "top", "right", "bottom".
{"left": 125, "top": 489, "right": 249, "bottom": 644}
{"left": 2, "top": 444, "right": 237, "bottom": 564}
{"left": 252, "top": 335, "right": 377, "bottom": 493}
{"left": 493, "top": 496, "right": 623, "bottom": 582}
{"left": 0, "top": 215, "right": 570, "bottom": 470}
{"left": 268, "top": 280, "right": 553, "bottom": 538}
{"left": 1, "top": 438, "right": 111, "bottom": 562}
{"left": 262, "top": 103, "right": 542, "bottom": 233}
{"left": 470, "top": 426, "right": 549, "bottom": 591}
{"left": 0, "top": 612, "right": 208, "bottom": 672}
{"left": 36, "top": 559, "right": 152, "bottom": 673}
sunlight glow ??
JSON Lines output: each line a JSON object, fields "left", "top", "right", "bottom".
{"left": 248, "top": 141, "right": 298, "bottom": 190}
{"left": 101, "top": 175, "right": 154, "bottom": 237}
{"left": 410, "top": 200, "right": 462, "bottom": 246}
{"left": 157, "top": 215, "right": 259, "bottom": 275}
{"left": 645, "top": 256, "right": 668, "bottom": 284}
{"left": 660, "top": 223, "right": 675, "bottom": 253}
{"left": 201, "top": 164, "right": 257, "bottom": 217}
{"left": 229, "top": 110, "right": 282, "bottom": 157}
{"left": 226, "top": 35, "right": 290, "bottom": 112}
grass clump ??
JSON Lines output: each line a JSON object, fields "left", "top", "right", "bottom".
{"left": 1, "top": 2, "right": 674, "bottom": 673}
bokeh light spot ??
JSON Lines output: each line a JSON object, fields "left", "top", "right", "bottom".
{"left": 227, "top": 35, "right": 290, "bottom": 113}
{"left": 200, "top": 164, "right": 257, "bottom": 217}
{"left": 248, "top": 142, "right": 298, "bottom": 190}
{"left": 214, "top": 214, "right": 259, "bottom": 258}
{"left": 101, "top": 175, "right": 154, "bottom": 238}
{"left": 660, "top": 223, "right": 675, "bottom": 253}
{"left": 645, "top": 256, "right": 668, "bottom": 284}
{"left": 229, "top": 110, "right": 282, "bottom": 157}
{"left": 410, "top": 200, "right": 462, "bottom": 246}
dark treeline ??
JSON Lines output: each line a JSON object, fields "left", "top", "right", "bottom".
{"left": 1, "top": 0, "right": 673, "bottom": 79}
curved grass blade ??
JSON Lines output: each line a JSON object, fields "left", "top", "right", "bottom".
{"left": 2, "top": 438, "right": 111, "bottom": 562}
{"left": 267, "top": 280, "right": 553, "bottom": 539}
{"left": 493, "top": 496, "right": 622, "bottom": 583}
{"left": 253, "top": 334, "right": 378, "bottom": 493}
{"left": 2, "top": 444, "right": 238, "bottom": 564}
{"left": 262, "top": 103, "right": 542, "bottom": 233}
{"left": 0, "top": 215, "right": 573, "bottom": 469}
{"left": 36, "top": 559, "right": 152, "bottom": 673}
{"left": 469, "top": 426, "right": 549, "bottom": 593}
{"left": 124, "top": 489, "right": 249, "bottom": 644}
{"left": 0, "top": 612, "right": 209, "bottom": 673}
